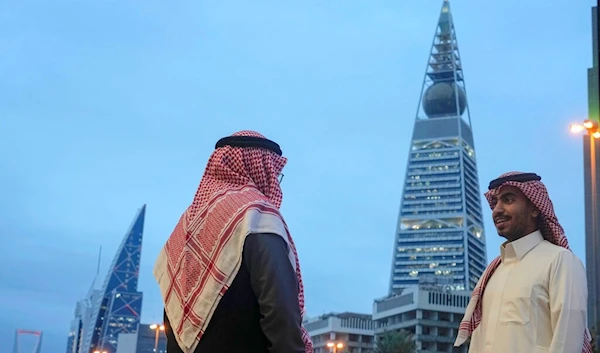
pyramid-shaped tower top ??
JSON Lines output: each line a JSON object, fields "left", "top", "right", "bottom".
{"left": 100, "top": 204, "right": 146, "bottom": 293}
{"left": 417, "top": 0, "right": 470, "bottom": 123}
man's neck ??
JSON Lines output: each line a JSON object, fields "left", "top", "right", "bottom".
{"left": 504, "top": 228, "right": 539, "bottom": 243}
{"left": 500, "top": 230, "right": 544, "bottom": 261}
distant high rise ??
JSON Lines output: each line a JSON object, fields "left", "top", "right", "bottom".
{"left": 13, "top": 330, "right": 43, "bottom": 353}
{"left": 66, "top": 289, "right": 103, "bottom": 353}
{"left": 68, "top": 205, "right": 146, "bottom": 353}
{"left": 388, "top": 0, "right": 487, "bottom": 294}
{"left": 584, "top": 5, "right": 600, "bottom": 334}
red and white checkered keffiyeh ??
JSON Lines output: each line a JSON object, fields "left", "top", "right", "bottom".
{"left": 153, "top": 130, "right": 313, "bottom": 353}
{"left": 454, "top": 171, "right": 592, "bottom": 352}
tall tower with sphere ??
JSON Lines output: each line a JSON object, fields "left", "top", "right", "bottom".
{"left": 388, "top": 0, "right": 487, "bottom": 294}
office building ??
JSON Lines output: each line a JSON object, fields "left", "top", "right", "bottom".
{"left": 388, "top": 0, "right": 487, "bottom": 294}
{"left": 114, "top": 324, "right": 166, "bottom": 353}
{"left": 373, "top": 285, "right": 470, "bottom": 353}
{"left": 583, "top": 4, "right": 600, "bottom": 334}
{"left": 66, "top": 205, "right": 146, "bottom": 353}
{"left": 304, "top": 312, "right": 374, "bottom": 353}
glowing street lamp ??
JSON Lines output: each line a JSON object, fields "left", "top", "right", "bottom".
{"left": 326, "top": 341, "right": 344, "bottom": 353}
{"left": 570, "top": 119, "right": 600, "bottom": 138}
{"left": 149, "top": 324, "right": 165, "bottom": 353}
{"left": 569, "top": 120, "right": 600, "bottom": 220}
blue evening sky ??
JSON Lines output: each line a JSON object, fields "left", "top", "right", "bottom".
{"left": 0, "top": 0, "right": 594, "bottom": 352}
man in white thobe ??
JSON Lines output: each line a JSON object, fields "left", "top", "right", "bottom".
{"left": 454, "top": 171, "right": 592, "bottom": 353}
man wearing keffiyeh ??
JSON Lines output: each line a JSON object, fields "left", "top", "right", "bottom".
{"left": 153, "top": 130, "right": 313, "bottom": 353}
{"left": 454, "top": 171, "right": 592, "bottom": 353}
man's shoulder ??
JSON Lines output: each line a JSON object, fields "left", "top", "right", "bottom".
{"left": 538, "top": 240, "right": 570, "bottom": 254}
{"left": 537, "top": 240, "right": 585, "bottom": 268}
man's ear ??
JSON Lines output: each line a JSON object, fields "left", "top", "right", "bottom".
{"left": 531, "top": 207, "right": 540, "bottom": 218}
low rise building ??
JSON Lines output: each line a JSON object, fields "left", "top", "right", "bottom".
{"left": 304, "top": 312, "right": 374, "bottom": 353}
{"left": 115, "top": 324, "right": 166, "bottom": 353}
{"left": 372, "top": 285, "right": 471, "bottom": 353}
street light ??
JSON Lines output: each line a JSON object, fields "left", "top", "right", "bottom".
{"left": 570, "top": 119, "right": 599, "bottom": 339}
{"left": 570, "top": 120, "right": 599, "bottom": 226}
{"left": 149, "top": 324, "right": 165, "bottom": 353}
{"left": 93, "top": 351, "right": 107, "bottom": 353}
{"left": 326, "top": 341, "right": 344, "bottom": 353}
{"left": 570, "top": 120, "right": 600, "bottom": 138}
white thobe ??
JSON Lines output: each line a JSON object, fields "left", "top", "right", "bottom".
{"left": 468, "top": 231, "right": 588, "bottom": 353}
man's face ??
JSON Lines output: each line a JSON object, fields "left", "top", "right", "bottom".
{"left": 490, "top": 185, "right": 540, "bottom": 242}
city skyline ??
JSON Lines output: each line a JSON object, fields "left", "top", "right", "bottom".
{"left": 388, "top": 0, "right": 487, "bottom": 294}
{"left": 0, "top": 1, "right": 593, "bottom": 353}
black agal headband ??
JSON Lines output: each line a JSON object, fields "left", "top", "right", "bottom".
{"left": 215, "top": 135, "right": 282, "bottom": 156}
{"left": 488, "top": 172, "right": 541, "bottom": 190}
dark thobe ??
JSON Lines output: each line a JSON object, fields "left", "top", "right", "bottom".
{"left": 164, "top": 233, "right": 306, "bottom": 353}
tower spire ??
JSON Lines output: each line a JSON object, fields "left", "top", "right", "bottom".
{"left": 96, "top": 246, "right": 102, "bottom": 276}
{"left": 415, "top": 0, "right": 471, "bottom": 124}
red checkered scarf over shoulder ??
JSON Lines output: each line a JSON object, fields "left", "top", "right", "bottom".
{"left": 454, "top": 172, "right": 592, "bottom": 352}
{"left": 153, "top": 130, "right": 313, "bottom": 353}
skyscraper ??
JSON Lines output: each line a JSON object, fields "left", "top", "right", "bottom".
{"left": 66, "top": 289, "right": 102, "bottom": 353}
{"left": 388, "top": 0, "right": 487, "bottom": 294}
{"left": 69, "top": 205, "right": 146, "bottom": 353}
{"left": 583, "top": 4, "right": 600, "bottom": 336}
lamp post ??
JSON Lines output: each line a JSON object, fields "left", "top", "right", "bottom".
{"left": 326, "top": 341, "right": 344, "bottom": 353}
{"left": 149, "top": 324, "right": 165, "bottom": 353}
{"left": 570, "top": 119, "right": 600, "bottom": 341}
{"left": 570, "top": 121, "right": 599, "bottom": 229}
{"left": 570, "top": 121, "right": 600, "bottom": 219}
